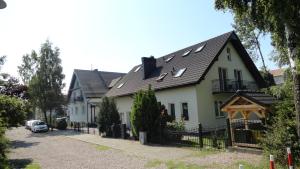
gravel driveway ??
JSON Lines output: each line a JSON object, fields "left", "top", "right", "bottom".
{"left": 6, "top": 127, "right": 263, "bottom": 169}
{"left": 6, "top": 127, "right": 148, "bottom": 169}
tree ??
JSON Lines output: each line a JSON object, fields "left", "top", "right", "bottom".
{"left": 0, "top": 118, "right": 9, "bottom": 169}
{"left": 232, "top": 13, "right": 267, "bottom": 71}
{"left": 215, "top": 0, "right": 300, "bottom": 141}
{"left": 97, "top": 97, "right": 120, "bottom": 134}
{"left": 28, "top": 40, "right": 65, "bottom": 125}
{"left": 130, "top": 86, "right": 160, "bottom": 142}
{"left": 0, "top": 95, "right": 26, "bottom": 127}
{"left": 0, "top": 56, "right": 9, "bottom": 86}
{"left": 17, "top": 50, "right": 38, "bottom": 85}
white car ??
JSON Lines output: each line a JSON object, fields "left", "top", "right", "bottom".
{"left": 31, "top": 121, "right": 48, "bottom": 133}
{"left": 25, "top": 120, "right": 39, "bottom": 130}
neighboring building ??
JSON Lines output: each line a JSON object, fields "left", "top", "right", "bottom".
{"left": 270, "top": 68, "right": 285, "bottom": 85}
{"left": 67, "top": 69, "right": 125, "bottom": 124}
{"left": 106, "top": 31, "right": 265, "bottom": 129}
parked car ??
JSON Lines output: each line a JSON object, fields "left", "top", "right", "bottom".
{"left": 31, "top": 121, "right": 48, "bottom": 133}
{"left": 25, "top": 120, "right": 39, "bottom": 130}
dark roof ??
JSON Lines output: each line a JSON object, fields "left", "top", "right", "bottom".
{"left": 106, "top": 31, "right": 266, "bottom": 97}
{"left": 221, "top": 90, "right": 276, "bottom": 109}
{"left": 68, "top": 69, "right": 125, "bottom": 99}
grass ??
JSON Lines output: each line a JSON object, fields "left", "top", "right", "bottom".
{"left": 25, "top": 163, "right": 41, "bottom": 169}
{"left": 188, "top": 148, "right": 219, "bottom": 158}
{"left": 145, "top": 159, "right": 163, "bottom": 168}
{"left": 145, "top": 160, "right": 204, "bottom": 169}
{"left": 95, "top": 145, "right": 111, "bottom": 151}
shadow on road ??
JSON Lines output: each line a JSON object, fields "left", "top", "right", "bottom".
{"left": 9, "top": 158, "right": 33, "bottom": 169}
{"left": 10, "top": 140, "right": 40, "bottom": 149}
{"left": 26, "top": 128, "right": 86, "bottom": 138}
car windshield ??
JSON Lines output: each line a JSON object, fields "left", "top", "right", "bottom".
{"left": 35, "top": 121, "right": 46, "bottom": 125}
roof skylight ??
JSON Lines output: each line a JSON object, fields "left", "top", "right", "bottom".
{"left": 173, "top": 68, "right": 187, "bottom": 78}
{"left": 117, "top": 82, "right": 125, "bottom": 89}
{"left": 195, "top": 43, "right": 206, "bottom": 53}
{"left": 134, "top": 66, "right": 141, "bottom": 72}
{"left": 165, "top": 54, "right": 175, "bottom": 63}
{"left": 182, "top": 49, "right": 192, "bottom": 57}
{"left": 156, "top": 73, "right": 168, "bottom": 81}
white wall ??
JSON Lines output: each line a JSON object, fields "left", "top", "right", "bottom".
{"left": 115, "top": 86, "right": 199, "bottom": 129}
{"left": 195, "top": 42, "right": 257, "bottom": 127}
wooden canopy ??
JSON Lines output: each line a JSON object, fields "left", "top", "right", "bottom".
{"left": 221, "top": 90, "right": 276, "bottom": 129}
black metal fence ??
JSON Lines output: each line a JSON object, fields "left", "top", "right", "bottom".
{"left": 231, "top": 119, "right": 266, "bottom": 147}
{"left": 163, "top": 124, "right": 228, "bottom": 149}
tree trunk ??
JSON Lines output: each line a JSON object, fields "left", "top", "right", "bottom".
{"left": 255, "top": 36, "right": 267, "bottom": 71}
{"left": 285, "top": 24, "right": 300, "bottom": 140}
{"left": 43, "top": 110, "right": 48, "bottom": 125}
{"left": 50, "top": 109, "right": 52, "bottom": 130}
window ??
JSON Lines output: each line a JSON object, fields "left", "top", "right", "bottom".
{"left": 82, "top": 105, "right": 85, "bottom": 114}
{"left": 214, "top": 101, "right": 225, "bottom": 118}
{"left": 195, "top": 43, "right": 206, "bottom": 53}
{"left": 134, "top": 66, "right": 141, "bottom": 72}
{"left": 226, "top": 47, "right": 231, "bottom": 61}
{"left": 120, "top": 112, "right": 125, "bottom": 124}
{"left": 156, "top": 73, "right": 168, "bottom": 81}
{"left": 165, "top": 54, "right": 175, "bottom": 63}
{"left": 75, "top": 107, "right": 78, "bottom": 115}
{"left": 117, "top": 82, "right": 125, "bottom": 88}
{"left": 173, "top": 68, "right": 187, "bottom": 78}
{"left": 234, "top": 69, "right": 243, "bottom": 89}
{"left": 169, "top": 103, "right": 175, "bottom": 120}
{"left": 182, "top": 103, "right": 189, "bottom": 120}
{"left": 182, "top": 49, "right": 192, "bottom": 57}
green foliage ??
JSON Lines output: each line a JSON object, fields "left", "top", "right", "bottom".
{"left": 130, "top": 86, "right": 160, "bottom": 141}
{"left": 17, "top": 51, "right": 38, "bottom": 85}
{"left": 97, "top": 97, "right": 120, "bottom": 133}
{"left": 260, "top": 70, "right": 275, "bottom": 87}
{"left": 232, "top": 12, "right": 267, "bottom": 70}
{"left": 0, "top": 119, "right": 9, "bottom": 169}
{"left": 261, "top": 81, "right": 300, "bottom": 165}
{"left": 166, "top": 120, "right": 185, "bottom": 132}
{"left": 0, "top": 95, "right": 26, "bottom": 127}
{"left": 27, "top": 40, "right": 65, "bottom": 124}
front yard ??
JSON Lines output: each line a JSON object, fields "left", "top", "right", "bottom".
{"left": 6, "top": 127, "right": 265, "bottom": 169}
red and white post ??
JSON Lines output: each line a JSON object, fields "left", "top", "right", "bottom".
{"left": 270, "top": 155, "right": 275, "bottom": 169}
{"left": 287, "top": 147, "right": 293, "bottom": 169}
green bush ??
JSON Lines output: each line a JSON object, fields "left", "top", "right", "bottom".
{"left": 0, "top": 119, "right": 9, "bottom": 169}
{"left": 130, "top": 86, "right": 160, "bottom": 142}
{"left": 261, "top": 81, "right": 300, "bottom": 165}
{"left": 97, "top": 97, "right": 120, "bottom": 134}
{"left": 0, "top": 95, "right": 26, "bottom": 127}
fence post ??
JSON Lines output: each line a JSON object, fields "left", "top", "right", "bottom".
{"left": 226, "top": 118, "right": 232, "bottom": 147}
{"left": 287, "top": 147, "right": 293, "bottom": 169}
{"left": 270, "top": 155, "right": 275, "bottom": 169}
{"left": 239, "top": 164, "right": 244, "bottom": 169}
{"left": 198, "top": 123, "right": 203, "bottom": 148}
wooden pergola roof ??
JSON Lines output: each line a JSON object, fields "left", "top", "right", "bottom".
{"left": 221, "top": 90, "right": 276, "bottom": 120}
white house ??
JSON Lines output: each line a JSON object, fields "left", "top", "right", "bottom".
{"left": 270, "top": 68, "right": 285, "bottom": 85}
{"left": 106, "top": 31, "right": 266, "bottom": 129}
{"left": 67, "top": 69, "right": 124, "bottom": 124}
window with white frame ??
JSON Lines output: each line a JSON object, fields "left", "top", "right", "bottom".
{"left": 214, "top": 101, "right": 225, "bottom": 118}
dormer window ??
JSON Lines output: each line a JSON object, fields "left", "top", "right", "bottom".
{"left": 173, "top": 68, "right": 187, "bottom": 78}
{"left": 165, "top": 54, "right": 175, "bottom": 63}
{"left": 227, "top": 47, "right": 231, "bottom": 61}
{"left": 134, "top": 66, "right": 141, "bottom": 72}
{"left": 195, "top": 43, "right": 206, "bottom": 53}
{"left": 156, "top": 73, "right": 168, "bottom": 81}
{"left": 117, "top": 82, "right": 125, "bottom": 89}
{"left": 182, "top": 49, "right": 192, "bottom": 57}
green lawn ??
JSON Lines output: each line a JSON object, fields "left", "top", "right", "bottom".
{"left": 95, "top": 144, "right": 111, "bottom": 151}
{"left": 25, "top": 163, "right": 41, "bottom": 169}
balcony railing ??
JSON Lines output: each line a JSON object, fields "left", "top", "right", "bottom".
{"left": 212, "top": 79, "right": 257, "bottom": 93}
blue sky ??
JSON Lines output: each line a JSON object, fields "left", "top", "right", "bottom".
{"left": 0, "top": 0, "right": 276, "bottom": 93}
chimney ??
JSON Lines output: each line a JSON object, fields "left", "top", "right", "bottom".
{"left": 142, "top": 56, "right": 156, "bottom": 79}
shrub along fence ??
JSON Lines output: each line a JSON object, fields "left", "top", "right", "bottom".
{"left": 163, "top": 123, "right": 228, "bottom": 149}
